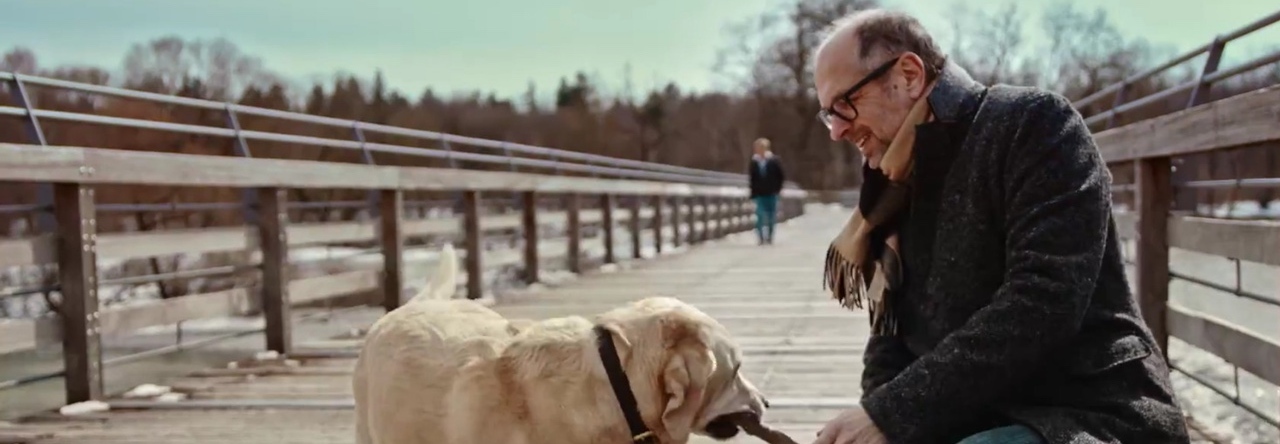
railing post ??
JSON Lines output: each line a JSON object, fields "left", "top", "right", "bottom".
{"left": 463, "top": 191, "right": 483, "bottom": 300}
{"left": 225, "top": 105, "right": 260, "bottom": 225}
{"left": 651, "top": 195, "right": 664, "bottom": 254}
{"left": 1175, "top": 36, "right": 1228, "bottom": 213}
{"left": 566, "top": 193, "right": 581, "bottom": 273}
{"left": 55, "top": 183, "right": 102, "bottom": 404}
{"left": 671, "top": 196, "right": 683, "bottom": 248}
{"left": 257, "top": 188, "right": 291, "bottom": 355}
{"left": 1105, "top": 82, "right": 1130, "bottom": 130}
{"left": 600, "top": 194, "right": 616, "bottom": 264}
{"left": 8, "top": 75, "right": 55, "bottom": 233}
{"left": 380, "top": 189, "right": 404, "bottom": 309}
{"left": 701, "top": 197, "right": 711, "bottom": 241}
{"left": 734, "top": 199, "right": 745, "bottom": 233}
{"left": 1135, "top": 158, "right": 1172, "bottom": 357}
{"left": 629, "top": 196, "right": 642, "bottom": 259}
{"left": 696, "top": 197, "right": 706, "bottom": 245}
{"left": 716, "top": 199, "right": 727, "bottom": 240}
{"left": 521, "top": 191, "right": 539, "bottom": 284}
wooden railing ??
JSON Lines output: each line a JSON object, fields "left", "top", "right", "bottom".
{"left": 1092, "top": 85, "right": 1280, "bottom": 424}
{"left": 1072, "top": 10, "right": 1280, "bottom": 428}
{"left": 0, "top": 141, "right": 806, "bottom": 404}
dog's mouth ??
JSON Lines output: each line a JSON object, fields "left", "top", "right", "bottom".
{"left": 703, "top": 414, "right": 742, "bottom": 440}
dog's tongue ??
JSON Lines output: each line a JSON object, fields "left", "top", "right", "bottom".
{"left": 726, "top": 412, "right": 799, "bottom": 444}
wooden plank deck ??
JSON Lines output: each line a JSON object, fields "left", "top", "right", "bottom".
{"left": 0, "top": 209, "right": 1225, "bottom": 443}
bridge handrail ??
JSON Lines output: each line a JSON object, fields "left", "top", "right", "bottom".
{"left": 1071, "top": 8, "right": 1280, "bottom": 129}
{"left": 1082, "top": 11, "right": 1280, "bottom": 427}
{"left": 0, "top": 71, "right": 801, "bottom": 189}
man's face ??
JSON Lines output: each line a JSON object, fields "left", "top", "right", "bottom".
{"left": 814, "top": 39, "right": 925, "bottom": 170}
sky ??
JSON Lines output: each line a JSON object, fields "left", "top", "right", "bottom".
{"left": 2, "top": 0, "right": 1277, "bottom": 103}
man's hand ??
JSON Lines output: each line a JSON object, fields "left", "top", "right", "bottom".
{"left": 812, "top": 407, "right": 888, "bottom": 444}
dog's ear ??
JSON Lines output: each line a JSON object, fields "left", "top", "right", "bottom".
{"left": 660, "top": 328, "right": 716, "bottom": 443}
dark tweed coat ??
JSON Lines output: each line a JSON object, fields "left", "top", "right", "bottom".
{"left": 856, "top": 62, "right": 1191, "bottom": 444}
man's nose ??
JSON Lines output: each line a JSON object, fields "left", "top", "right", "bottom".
{"left": 827, "top": 120, "right": 847, "bottom": 141}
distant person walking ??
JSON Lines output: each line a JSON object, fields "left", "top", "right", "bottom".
{"left": 747, "top": 137, "right": 786, "bottom": 245}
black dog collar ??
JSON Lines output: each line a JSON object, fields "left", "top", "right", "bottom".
{"left": 593, "top": 324, "right": 658, "bottom": 443}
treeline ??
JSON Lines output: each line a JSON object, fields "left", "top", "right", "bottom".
{"left": 2, "top": 0, "right": 1278, "bottom": 235}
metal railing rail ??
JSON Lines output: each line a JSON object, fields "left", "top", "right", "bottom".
{"left": 1071, "top": 9, "right": 1280, "bottom": 130}
{"left": 0, "top": 71, "right": 800, "bottom": 189}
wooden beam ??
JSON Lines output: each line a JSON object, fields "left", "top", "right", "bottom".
{"left": 54, "top": 183, "right": 103, "bottom": 403}
{"left": 257, "top": 188, "right": 290, "bottom": 355}
{"left": 600, "top": 194, "right": 615, "bottom": 264}
{"left": 629, "top": 196, "right": 642, "bottom": 259}
{"left": 1113, "top": 211, "right": 1137, "bottom": 240}
{"left": 1168, "top": 304, "right": 1280, "bottom": 386}
{"left": 0, "top": 235, "right": 54, "bottom": 268}
{"left": 1169, "top": 216, "right": 1280, "bottom": 266}
{"left": 521, "top": 191, "right": 538, "bottom": 284}
{"left": 463, "top": 191, "right": 482, "bottom": 299}
{"left": 1094, "top": 85, "right": 1280, "bottom": 163}
{"left": 671, "top": 196, "right": 683, "bottom": 248}
{"left": 0, "top": 143, "right": 809, "bottom": 199}
{"left": 288, "top": 270, "right": 379, "bottom": 305}
{"left": 379, "top": 189, "right": 404, "bottom": 310}
{"left": 1134, "top": 158, "right": 1172, "bottom": 356}
{"left": 565, "top": 193, "right": 581, "bottom": 273}
{"left": 688, "top": 198, "right": 700, "bottom": 244}
{"left": 651, "top": 195, "right": 664, "bottom": 254}
{"left": 1, "top": 209, "right": 609, "bottom": 269}
{"left": 699, "top": 196, "right": 711, "bottom": 243}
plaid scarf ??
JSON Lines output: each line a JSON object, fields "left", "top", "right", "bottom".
{"left": 823, "top": 82, "right": 935, "bottom": 335}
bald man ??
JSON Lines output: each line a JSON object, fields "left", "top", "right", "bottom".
{"left": 811, "top": 9, "right": 1188, "bottom": 444}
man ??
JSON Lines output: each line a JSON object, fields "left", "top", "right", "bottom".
{"left": 747, "top": 137, "right": 786, "bottom": 245}
{"left": 810, "top": 9, "right": 1189, "bottom": 444}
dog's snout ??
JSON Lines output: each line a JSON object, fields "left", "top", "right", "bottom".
{"left": 762, "top": 396, "right": 770, "bottom": 409}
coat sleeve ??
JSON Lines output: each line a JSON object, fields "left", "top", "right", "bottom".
{"left": 860, "top": 333, "right": 916, "bottom": 398}
{"left": 860, "top": 92, "right": 1113, "bottom": 443}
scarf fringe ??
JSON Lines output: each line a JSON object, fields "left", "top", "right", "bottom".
{"left": 822, "top": 244, "right": 897, "bottom": 336}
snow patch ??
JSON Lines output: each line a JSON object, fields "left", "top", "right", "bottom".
{"left": 122, "top": 383, "right": 171, "bottom": 398}
{"left": 59, "top": 400, "right": 109, "bottom": 415}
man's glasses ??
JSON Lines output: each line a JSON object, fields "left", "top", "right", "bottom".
{"left": 816, "top": 56, "right": 900, "bottom": 130}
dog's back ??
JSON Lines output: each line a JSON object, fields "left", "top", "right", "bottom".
{"left": 353, "top": 244, "right": 519, "bottom": 444}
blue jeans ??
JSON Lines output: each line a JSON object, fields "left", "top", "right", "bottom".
{"left": 752, "top": 195, "right": 778, "bottom": 242}
{"left": 956, "top": 425, "right": 1046, "bottom": 444}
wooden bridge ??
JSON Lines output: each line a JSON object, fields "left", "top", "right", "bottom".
{"left": 2, "top": 12, "right": 1279, "bottom": 444}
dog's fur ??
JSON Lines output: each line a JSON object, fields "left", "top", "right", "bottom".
{"left": 353, "top": 244, "right": 768, "bottom": 444}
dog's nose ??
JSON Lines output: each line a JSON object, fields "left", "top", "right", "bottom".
{"left": 762, "top": 396, "right": 770, "bottom": 409}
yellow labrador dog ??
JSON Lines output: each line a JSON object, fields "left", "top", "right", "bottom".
{"left": 353, "top": 244, "right": 768, "bottom": 444}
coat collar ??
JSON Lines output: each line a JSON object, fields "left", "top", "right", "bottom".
{"left": 925, "top": 61, "right": 986, "bottom": 124}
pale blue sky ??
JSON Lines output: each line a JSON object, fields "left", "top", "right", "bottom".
{"left": 2, "top": 0, "right": 1277, "bottom": 102}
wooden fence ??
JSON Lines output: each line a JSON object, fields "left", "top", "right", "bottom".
{"left": 1094, "top": 84, "right": 1280, "bottom": 422}
{"left": 0, "top": 141, "right": 807, "bottom": 403}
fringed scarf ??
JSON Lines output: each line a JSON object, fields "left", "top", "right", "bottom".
{"left": 823, "top": 81, "right": 935, "bottom": 335}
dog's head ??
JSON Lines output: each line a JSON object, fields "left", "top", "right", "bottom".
{"left": 596, "top": 297, "right": 767, "bottom": 443}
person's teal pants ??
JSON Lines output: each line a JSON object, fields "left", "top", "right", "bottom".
{"left": 752, "top": 194, "right": 778, "bottom": 242}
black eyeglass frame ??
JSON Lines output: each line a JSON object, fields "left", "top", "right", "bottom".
{"left": 816, "top": 55, "right": 902, "bottom": 128}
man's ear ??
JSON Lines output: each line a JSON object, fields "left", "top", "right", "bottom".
{"left": 660, "top": 345, "right": 716, "bottom": 443}
{"left": 897, "top": 52, "right": 929, "bottom": 99}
